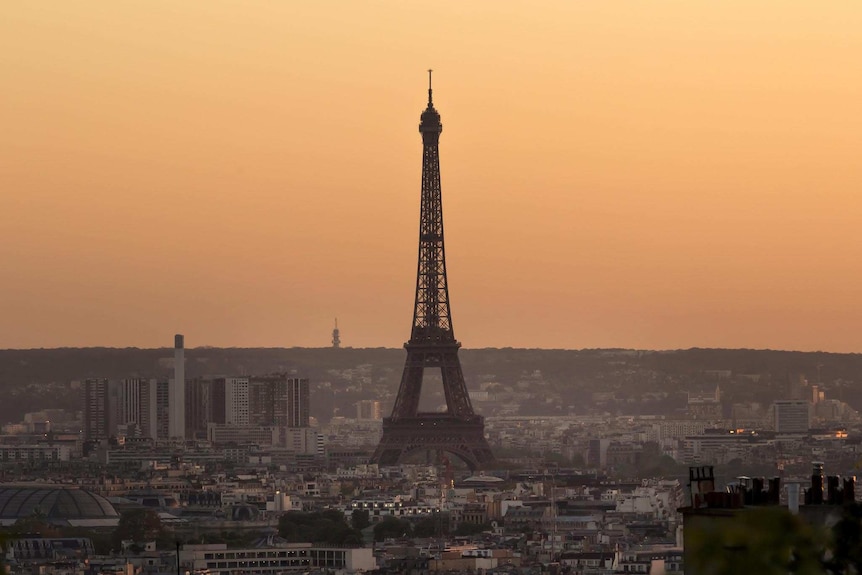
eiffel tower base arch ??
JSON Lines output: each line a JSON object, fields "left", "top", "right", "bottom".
{"left": 372, "top": 414, "right": 495, "bottom": 472}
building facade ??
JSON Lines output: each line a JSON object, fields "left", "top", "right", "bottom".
{"left": 774, "top": 400, "right": 810, "bottom": 434}
{"left": 185, "top": 377, "right": 212, "bottom": 439}
{"left": 82, "top": 379, "right": 110, "bottom": 441}
{"left": 168, "top": 334, "right": 186, "bottom": 439}
{"left": 207, "top": 424, "right": 279, "bottom": 446}
{"left": 287, "top": 378, "right": 310, "bottom": 428}
{"left": 179, "top": 543, "right": 375, "bottom": 575}
{"left": 356, "top": 400, "right": 382, "bottom": 421}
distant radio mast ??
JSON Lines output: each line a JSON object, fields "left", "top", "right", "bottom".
{"left": 332, "top": 318, "right": 341, "bottom": 349}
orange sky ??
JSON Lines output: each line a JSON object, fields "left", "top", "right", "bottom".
{"left": 2, "top": 2, "right": 862, "bottom": 351}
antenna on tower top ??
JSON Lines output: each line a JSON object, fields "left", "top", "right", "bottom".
{"left": 332, "top": 318, "right": 341, "bottom": 349}
{"left": 427, "top": 69, "right": 433, "bottom": 105}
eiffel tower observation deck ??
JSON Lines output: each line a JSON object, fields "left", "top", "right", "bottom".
{"left": 371, "top": 72, "right": 496, "bottom": 471}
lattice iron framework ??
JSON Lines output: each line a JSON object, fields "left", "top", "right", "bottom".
{"left": 371, "top": 72, "right": 495, "bottom": 471}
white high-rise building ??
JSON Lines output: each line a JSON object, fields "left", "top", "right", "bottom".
{"left": 285, "top": 427, "right": 323, "bottom": 455}
{"left": 142, "top": 378, "right": 159, "bottom": 440}
{"left": 117, "top": 379, "right": 142, "bottom": 428}
{"left": 225, "top": 377, "right": 250, "bottom": 426}
{"left": 112, "top": 378, "right": 156, "bottom": 436}
{"left": 169, "top": 334, "right": 186, "bottom": 439}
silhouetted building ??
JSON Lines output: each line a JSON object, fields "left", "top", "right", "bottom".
{"left": 287, "top": 378, "right": 310, "bottom": 428}
{"left": 249, "top": 375, "right": 310, "bottom": 429}
{"left": 786, "top": 373, "right": 808, "bottom": 400}
{"left": 774, "top": 399, "right": 810, "bottom": 434}
{"left": 169, "top": 334, "right": 186, "bottom": 439}
{"left": 81, "top": 379, "right": 110, "bottom": 441}
{"left": 209, "top": 377, "right": 250, "bottom": 425}
{"left": 185, "top": 377, "right": 211, "bottom": 439}
{"left": 155, "top": 379, "right": 170, "bottom": 439}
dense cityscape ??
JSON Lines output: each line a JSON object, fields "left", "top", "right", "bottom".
{"left": 4, "top": 3, "right": 862, "bottom": 574}
{"left": 4, "top": 81, "right": 862, "bottom": 573}
{"left": 1, "top": 340, "right": 862, "bottom": 575}
{"left": 4, "top": 81, "right": 862, "bottom": 572}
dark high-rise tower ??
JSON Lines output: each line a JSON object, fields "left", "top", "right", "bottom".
{"left": 371, "top": 72, "right": 495, "bottom": 471}
{"left": 82, "top": 378, "right": 110, "bottom": 441}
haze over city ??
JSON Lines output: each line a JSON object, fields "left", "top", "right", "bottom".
{"left": 3, "top": 2, "right": 862, "bottom": 351}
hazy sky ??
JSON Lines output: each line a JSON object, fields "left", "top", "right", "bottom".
{"left": 2, "top": 2, "right": 862, "bottom": 351}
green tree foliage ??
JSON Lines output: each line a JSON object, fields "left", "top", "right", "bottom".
{"left": 826, "top": 503, "right": 862, "bottom": 574}
{"left": 62, "top": 527, "right": 113, "bottom": 554}
{"left": 111, "top": 509, "right": 164, "bottom": 551}
{"left": 413, "top": 515, "right": 448, "bottom": 538}
{"left": 686, "top": 507, "right": 826, "bottom": 575}
{"left": 638, "top": 454, "right": 683, "bottom": 478}
{"left": 350, "top": 509, "right": 370, "bottom": 531}
{"left": 11, "top": 512, "right": 62, "bottom": 538}
{"left": 277, "top": 511, "right": 362, "bottom": 546}
{"left": 373, "top": 517, "right": 412, "bottom": 542}
{"left": 454, "top": 522, "right": 492, "bottom": 537}
{"left": 196, "top": 531, "right": 259, "bottom": 548}
{"left": 0, "top": 532, "right": 7, "bottom": 568}
{"left": 542, "top": 452, "right": 570, "bottom": 465}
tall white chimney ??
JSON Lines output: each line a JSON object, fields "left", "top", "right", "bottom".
{"left": 169, "top": 334, "right": 186, "bottom": 439}
{"left": 787, "top": 483, "right": 800, "bottom": 514}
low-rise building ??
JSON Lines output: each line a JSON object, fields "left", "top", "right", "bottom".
{"left": 0, "top": 444, "right": 72, "bottom": 462}
{"left": 179, "top": 543, "right": 375, "bottom": 575}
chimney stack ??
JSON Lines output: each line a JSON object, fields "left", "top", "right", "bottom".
{"left": 827, "top": 475, "right": 841, "bottom": 505}
{"left": 809, "top": 461, "right": 824, "bottom": 505}
{"left": 688, "top": 466, "right": 715, "bottom": 508}
{"left": 767, "top": 477, "right": 781, "bottom": 505}
{"left": 844, "top": 477, "right": 856, "bottom": 504}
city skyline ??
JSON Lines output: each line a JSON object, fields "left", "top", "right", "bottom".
{"left": 3, "top": 2, "right": 862, "bottom": 352}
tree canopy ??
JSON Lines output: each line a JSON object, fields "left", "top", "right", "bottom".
{"left": 350, "top": 509, "right": 370, "bottom": 531}
{"left": 373, "top": 516, "right": 412, "bottom": 542}
{"left": 686, "top": 507, "right": 826, "bottom": 575}
{"left": 111, "top": 509, "right": 165, "bottom": 551}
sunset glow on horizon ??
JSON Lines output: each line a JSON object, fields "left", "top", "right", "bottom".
{"left": 2, "top": 2, "right": 862, "bottom": 351}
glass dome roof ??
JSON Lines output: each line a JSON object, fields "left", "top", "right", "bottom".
{"left": 0, "top": 487, "right": 119, "bottom": 520}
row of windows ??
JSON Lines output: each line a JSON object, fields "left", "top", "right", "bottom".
{"left": 203, "top": 558, "right": 346, "bottom": 570}
{"left": 0, "top": 452, "right": 62, "bottom": 458}
{"left": 202, "top": 550, "right": 345, "bottom": 560}
{"left": 619, "top": 563, "right": 682, "bottom": 573}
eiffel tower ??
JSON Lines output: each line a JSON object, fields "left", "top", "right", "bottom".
{"left": 371, "top": 72, "right": 495, "bottom": 471}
